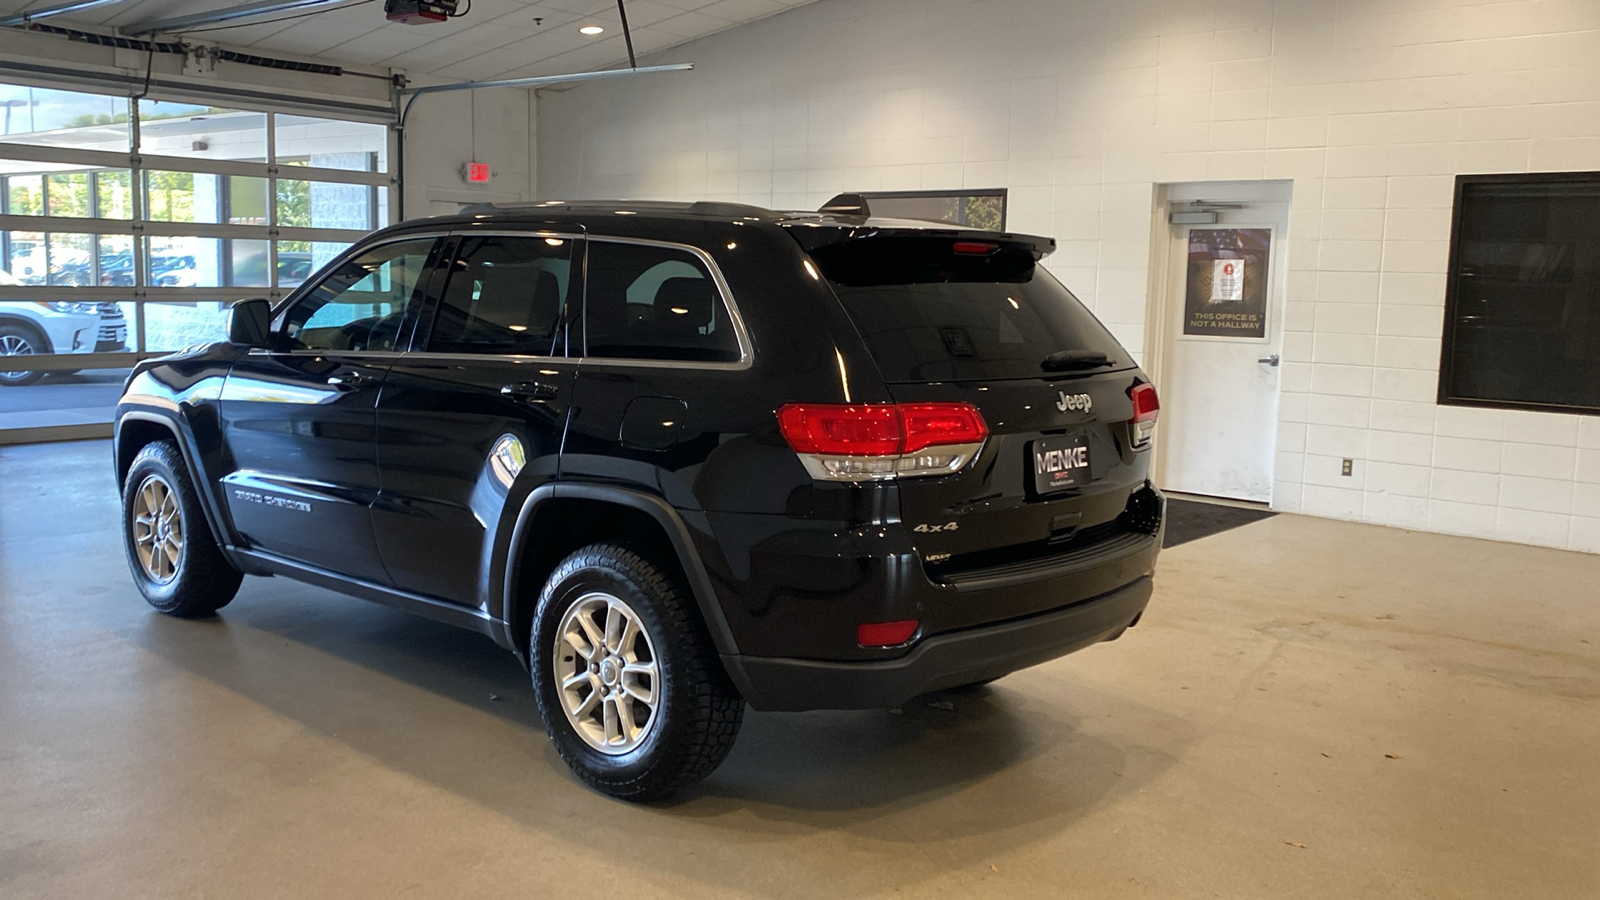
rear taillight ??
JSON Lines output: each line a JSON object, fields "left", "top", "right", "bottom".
{"left": 777, "top": 402, "right": 988, "bottom": 481}
{"left": 1129, "top": 383, "right": 1159, "bottom": 449}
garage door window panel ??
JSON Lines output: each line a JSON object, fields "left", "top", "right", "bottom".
{"left": 0, "top": 84, "right": 130, "bottom": 152}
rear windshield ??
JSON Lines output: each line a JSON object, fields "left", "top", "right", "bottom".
{"left": 812, "top": 237, "right": 1134, "bottom": 383}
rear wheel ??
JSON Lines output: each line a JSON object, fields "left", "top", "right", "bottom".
{"left": 530, "top": 543, "right": 744, "bottom": 801}
{"left": 122, "top": 440, "right": 243, "bottom": 617}
{"left": 0, "top": 324, "right": 46, "bottom": 387}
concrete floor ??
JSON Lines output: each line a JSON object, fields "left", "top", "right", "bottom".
{"left": 2, "top": 440, "right": 1596, "bottom": 899}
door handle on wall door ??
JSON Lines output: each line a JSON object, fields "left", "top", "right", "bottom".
{"left": 1257, "top": 354, "right": 1281, "bottom": 367}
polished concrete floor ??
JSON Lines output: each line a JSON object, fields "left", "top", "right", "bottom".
{"left": 2, "top": 440, "right": 1596, "bottom": 899}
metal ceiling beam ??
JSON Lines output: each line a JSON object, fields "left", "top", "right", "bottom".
{"left": 401, "top": 62, "right": 694, "bottom": 99}
{"left": 0, "top": 0, "right": 132, "bottom": 28}
{"left": 125, "top": 0, "right": 350, "bottom": 35}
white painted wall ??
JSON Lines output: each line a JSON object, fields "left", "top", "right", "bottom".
{"left": 402, "top": 86, "right": 537, "bottom": 218}
{"left": 537, "top": 0, "right": 1600, "bottom": 554}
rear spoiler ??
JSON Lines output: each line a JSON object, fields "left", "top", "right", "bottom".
{"left": 805, "top": 194, "right": 1054, "bottom": 258}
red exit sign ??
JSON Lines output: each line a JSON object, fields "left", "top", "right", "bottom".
{"left": 465, "top": 162, "right": 490, "bottom": 183}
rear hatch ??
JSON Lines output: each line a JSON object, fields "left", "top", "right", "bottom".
{"left": 802, "top": 230, "right": 1157, "bottom": 595}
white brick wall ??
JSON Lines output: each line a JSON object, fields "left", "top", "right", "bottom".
{"left": 537, "top": 0, "right": 1600, "bottom": 554}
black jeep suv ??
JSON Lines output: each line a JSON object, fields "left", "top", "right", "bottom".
{"left": 113, "top": 197, "right": 1165, "bottom": 801}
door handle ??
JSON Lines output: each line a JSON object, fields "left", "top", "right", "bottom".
{"left": 1257, "top": 354, "right": 1281, "bottom": 367}
{"left": 501, "top": 381, "right": 560, "bottom": 402}
{"left": 327, "top": 371, "right": 375, "bottom": 388}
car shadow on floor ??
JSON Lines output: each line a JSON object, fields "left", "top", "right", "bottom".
{"left": 125, "top": 581, "right": 1193, "bottom": 894}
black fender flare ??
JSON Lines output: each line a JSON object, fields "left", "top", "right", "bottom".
{"left": 500, "top": 482, "right": 741, "bottom": 663}
{"left": 115, "top": 409, "right": 238, "bottom": 561}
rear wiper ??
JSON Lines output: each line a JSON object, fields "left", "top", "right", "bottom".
{"left": 1042, "top": 349, "right": 1113, "bottom": 371}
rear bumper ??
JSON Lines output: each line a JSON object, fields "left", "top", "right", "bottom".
{"left": 722, "top": 575, "right": 1152, "bottom": 711}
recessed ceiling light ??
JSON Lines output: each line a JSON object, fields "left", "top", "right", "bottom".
{"left": 579, "top": 24, "right": 604, "bottom": 35}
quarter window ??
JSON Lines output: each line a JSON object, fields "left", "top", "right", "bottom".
{"left": 427, "top": 235, "right": 575, "bottom": 355}
{"left": 583, "top": 241, "right": 741, "bottom": 363}
{"left": 283, "top": 239, "right": 434, "bottom": 352}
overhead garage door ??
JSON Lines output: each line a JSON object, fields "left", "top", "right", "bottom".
{"left": 0, "top": 78, "right": 394, "bottom": 440}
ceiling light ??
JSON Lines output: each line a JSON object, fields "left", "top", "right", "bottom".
{"left": 579, "top": 24, "right": 604, "bottom": 35}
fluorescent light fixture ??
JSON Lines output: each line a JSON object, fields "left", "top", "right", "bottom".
{"left": 579, "top": 24, "right": 604, "bottom": 35}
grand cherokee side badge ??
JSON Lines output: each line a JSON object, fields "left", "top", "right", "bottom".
{"left": 1056, "top": 391, "right": 1092, "bottom": 413}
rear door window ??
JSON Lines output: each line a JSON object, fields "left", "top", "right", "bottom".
{"left": 811, "top": 236, "right": 1132, "bottom": 382}
{"left": 582, "top": 240, "right": 743, "bottom": 363}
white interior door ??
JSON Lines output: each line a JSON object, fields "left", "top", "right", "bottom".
{"left": 1156, "top": 196, "right": 1290, "bottom": 503}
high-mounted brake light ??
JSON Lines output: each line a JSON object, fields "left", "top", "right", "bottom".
{"left": 952, "top": 241, "right": 1000, "bottom": 256}
{"left": 1129, "top": 383, "right": 1159, "bottom": 448}
{"left": 777, "top": 402, "right": 989, "bottom": 481}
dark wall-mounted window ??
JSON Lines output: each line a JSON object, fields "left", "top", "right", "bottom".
{"left": 1440, "top": 173, "right": 1600, "bottom": 415}
{"left": 860, "top": 189, "right": 1007, "bottom": 231}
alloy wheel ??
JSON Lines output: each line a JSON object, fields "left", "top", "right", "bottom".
{"left": 553, "top": 591, "right": 661, "bottom": 755}
{"left": 0, "top": 333, "right": 36, "bottom": 383}
{"left": 131, "top": 474, "right": 184, "bottom": 584}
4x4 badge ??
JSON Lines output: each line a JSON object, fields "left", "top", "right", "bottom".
{"left": 1056, "top": 391, "right": 1093, "bottom": 414}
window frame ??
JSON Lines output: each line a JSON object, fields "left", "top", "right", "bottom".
{"left": 1437, "top": 171, "right": 1600, "bottom": 417}
{"left": 858, "top": 188, "right": 1008, "bottom": 231}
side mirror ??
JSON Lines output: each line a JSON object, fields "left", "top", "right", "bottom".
{"left": 226, "top": 298, "right": 272, "bottom": 347}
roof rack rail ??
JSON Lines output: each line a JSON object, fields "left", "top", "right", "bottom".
{"left": 457, "top": 199, "right": 778, "bottom": 218}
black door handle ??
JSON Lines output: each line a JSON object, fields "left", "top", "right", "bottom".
{"left": 501, "top": 381, "right": 559, "bottom": 402}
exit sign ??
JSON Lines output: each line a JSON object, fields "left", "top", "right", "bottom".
{"left": 465, "top": 162, "right": 490, "bottom": 183}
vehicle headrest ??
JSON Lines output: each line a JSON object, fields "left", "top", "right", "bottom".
{"left": 653, "top": 277, "right": 714, "bottom": 329}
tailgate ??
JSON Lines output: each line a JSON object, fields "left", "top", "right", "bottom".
{"left": 888, "top": 371, "right": 1151, "bottom": 580}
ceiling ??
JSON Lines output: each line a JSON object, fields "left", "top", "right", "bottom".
{"left": 0, "top": 0, "right": 817, "bottom": 82}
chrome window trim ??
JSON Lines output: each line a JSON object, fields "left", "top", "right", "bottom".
{"left": 385, "top": 230, "right": 755, "bottom": 371}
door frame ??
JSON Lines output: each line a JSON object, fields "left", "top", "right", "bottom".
{"left": 1142, "top": 180, "right": 1294, "bottom": 503}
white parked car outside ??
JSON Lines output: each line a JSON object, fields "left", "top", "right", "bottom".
{"left": 0, "top": 269, "right": 126, "bottom": 387}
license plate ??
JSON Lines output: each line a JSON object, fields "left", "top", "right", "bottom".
{"left": 1033, "top": 435, "right": 1091, "bottom": 493}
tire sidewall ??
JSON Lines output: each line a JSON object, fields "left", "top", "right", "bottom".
{"left": 531, "top": 553, "right": 686, "bottom": 784}
{"left": 121, "top": 446, "right": 199, "bottom": 613}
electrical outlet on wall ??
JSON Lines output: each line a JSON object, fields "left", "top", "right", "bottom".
{"left": 1341, "top": 459, "right": 1354, "bottom": 477}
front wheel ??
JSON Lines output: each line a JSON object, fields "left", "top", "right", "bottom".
{"left": 122, "top": 440, "right": 243, "bottom": 617}
{"left": 530, "top": 544, "right": 744, "bottom": 802}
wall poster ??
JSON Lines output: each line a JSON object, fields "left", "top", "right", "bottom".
{"left": 1183, "top": 227, "right": 1271, "bottom": 338}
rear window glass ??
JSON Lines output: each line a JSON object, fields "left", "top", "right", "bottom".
{"left": 811, "top": 237, "right": 1133, "bottom": 382}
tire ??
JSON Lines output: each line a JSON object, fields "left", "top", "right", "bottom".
{"left": 530, "top": 543, "right": 744, "bottom": 802}
{"left": 0, "top": 324, "right": 47, "bottom": 387}
{"left": 121, "top": 440, "right": 243, "bottom": 617}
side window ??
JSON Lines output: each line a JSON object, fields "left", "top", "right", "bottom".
{"left": 427, "top": 235, "right": 575, "bottom": 355}
{"left": 583, "top": 241, "right": 743, "bottom": 363}
{"left": 282, "top": 239, "right": 435, "bottom": 351}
